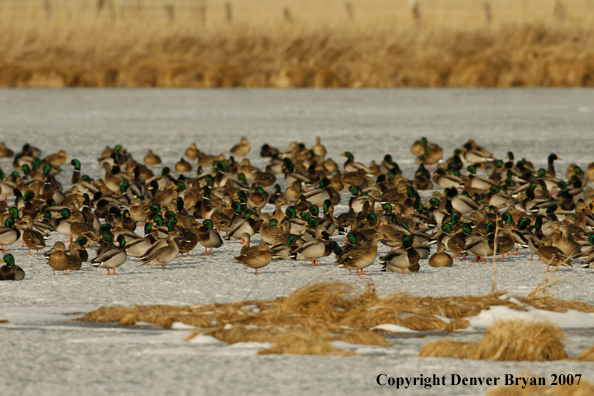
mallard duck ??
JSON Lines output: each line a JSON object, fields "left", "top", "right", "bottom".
{"left": 0, "top": 218, "right": 21, "bottom": 251}
{"left": 411, "top": 138, "right": 428, "bottom": 156}
{"left": 43, "top": 150, "right": 68, "bottom": 167}
{"left": 432, "top": 168, "right": 463, "bottom": 189}
{"left": 429, "top": 243, "right": 453, "bottom": 267}
{"left": 196, "top": 219, "right": 223, "bottom": 254}
{"left": 175, "top": 158, "right": 193, "bottom": 173}
{"left": 336, "top": 233, "right": 387, "bottom": 275}
{"left": 260, "top": 143, "right": 280, "bottom": 158}
{"left": 0, "top": 142, "right": 14, "bottom": 158}
{"left": 460, "top": 148, "right": 494, "bottom": 164}
{"left": 92, "top": 235, "right": 127, "bottom": 275}
{"left": 379, "top": 235, "right": 420, "bottom": 274}
{"left": 414, "top": 164, "right": 433, "bottom": 190}
{"left": 586, "top": 162, "right": 594, "bottom": 183}
{"left": 537, "top": 236, "right": 573, "bottom": 272}
{"left": 66, "top": 242, "right": 85, "bottom": 271}
{"left": 70, "top": 211, "right": 99, "bottom": 243}
{"left": 19, "top": 215, "right": 45, "bottom": 255}
{"left": 495, "top": 223, "right": 516, "bottom": 260}
{"left": 185, "top": 143, "right": 201, "bottom": 164}
{"left": 235, "top": 242, "right": 271, "bottom": 275}
{"left": 290, "top": 232, "right": 340, "bottom": 267}
{"left": 225, "top": 210, "right": 261, "bottom": 240}
{"left": 445, "top": 223, "right": 471, "bottom": 260}
{"left": 254, "top": 171, "right": 276, "bottom": 187}
{"left": 100, "top": 163, "right": 127, "bottom": 194}
{"left": 445, "top": 188, "right": 479, "bottom": 214}
{"left": 416, "top": 143, "right": 443, "bottom": 165}
{"left": 0, "top": 254, "right": 25, "bottom": 280}
{"left": 312, "top": 136, "right": 327, "bottom": 157}
{"left": 140, "top": 231, "right": 179, "bottom": 269}
{"left": 259, "top": 213, "right": 289, "bottom": 246}
{"left": 75, "top": 237, "right": 89, "bottom": 262}
{"left": 124, "top": 222, "right": 156, "bottom": 258}
{"left": 341, "top": 152, "right": 373, "bottom": 174}
{"left": 546, "top": 153, "right": 561, "bottom": 177}
{"left": 144, "top": 150, "right": 162, "bottom": 165}
{"left": 230, "top": 137, "right": 251, "bottom": 159}
{"left": 270, "top": 235, "right": 300, "bottom": 260}
{"left": 552, "top": 224, "right": 581, "bottom": 257}
{"left": 463, "top": 221, "right": 496, "bottom": 263}
{"left": 247, "top": 186, "right": 268, "bottom": 210}
{"left": 176, "top": 218, "right": 199, "bottom": 257}
{"left": 45, "top": 242, "right": 69, "bottom": 274}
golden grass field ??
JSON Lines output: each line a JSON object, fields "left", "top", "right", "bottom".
{"left": 1, "top": 0, "right": 594, "bottom": 87}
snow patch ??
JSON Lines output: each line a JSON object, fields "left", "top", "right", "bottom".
{"left": 187, "top": 334, "right": 226, "bottom": 345}
{"left": 370, "top": 324, "right": 418, "bottom": 333}
{"left": 466, "top": 306, "right": 594, "bottom": 329}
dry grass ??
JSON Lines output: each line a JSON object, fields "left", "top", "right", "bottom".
{"left": 488, "top": 377, "right": 594, "bottom": 396}
{"left": 577, "top": 346, "right": 594, "bottom": 361}
{"left": 1, "top": 20, "right": 594, "bottom": 88}
{"left": 418, "top": 340, "right": 479, "bottom": 359}
{"left": 419, "top": 320, "right": 568, "bottom": 361}
{"left": 76, "top": 281, "right": 594, "bottom": 355}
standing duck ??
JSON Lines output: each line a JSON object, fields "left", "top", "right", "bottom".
{"left": 66, "top": 242, "right": 85, "bottom": 271}
{"left": 92, "top": 235, "right": 127, "bottom": 275}
{"left": 19, "top": 216, "right": 46, "bottom": 255}
{"left": 336, "top": 233, "right": 387, "bottom": 275}
{"left": 537, "top": 236, "right": 573, "bottom": 272}
{"left": 290, "top": 230, "right": 340, "bottom": 267}
{"left": 140, "top": 231, "right": 179, "bottom": 269}
{"left": 230, "top": 137, "right": 251, "bottom": 159}
{"left": 46, "top": 242, "right": 70, "bottom": 275}
{"left": 235, "top": 242, "right": 272, "bottom": 275}
{"left": 192, "top": 219, "right": 222, "bottom": 254}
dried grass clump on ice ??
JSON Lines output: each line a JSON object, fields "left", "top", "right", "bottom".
{"left": 419, "top": 320, "right": 567, "bottom": 361}
{"left": 576, "top": 346, "right": 594, "bottom": 361}
{"left": 76, "top": 281, "right": 594, "bottom": 356}
{"left": 488, "top": 377, "right": 594, "bottom": 396}
{"left": 2, "top": 23, "right": 594, "bottom": 88}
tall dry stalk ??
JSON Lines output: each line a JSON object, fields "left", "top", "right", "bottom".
{"left": 0, "top": 22, "right": 593, "bottom": 88}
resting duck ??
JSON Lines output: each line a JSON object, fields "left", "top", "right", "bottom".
{"left": 0, "top": 254, "right": 25, "bottom": 280}
{"left": 379, "top": 235, "right": 420, "bottom": 274}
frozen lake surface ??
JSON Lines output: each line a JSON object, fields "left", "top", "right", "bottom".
{"left": 1, "top": 89, "right": 594, "bottom": 396}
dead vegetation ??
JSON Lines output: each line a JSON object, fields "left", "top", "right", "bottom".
{"left": 76, "top": 281, "right": 594, "bottom": 355}
{"left": 0, "top": 21, "right": 593, "bottom": 88}
{"left": 577, "top": 346, "right": 594, "bottom": 361}
{"left": 488, "top": 377, "right": 594, "bottom": 395}
{"left": 420, "top": 320, "right": 570, "bottom": 361}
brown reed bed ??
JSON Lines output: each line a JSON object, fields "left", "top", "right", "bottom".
{"left": 76, "top": 281, "right": 594, "bottom": 355}
{"left": 1, "top": 21, "right": 593, "bottom": 88}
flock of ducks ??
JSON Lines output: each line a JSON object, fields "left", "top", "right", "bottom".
{"left": 2, "top": 136, "right": 594, "bottom": 281}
